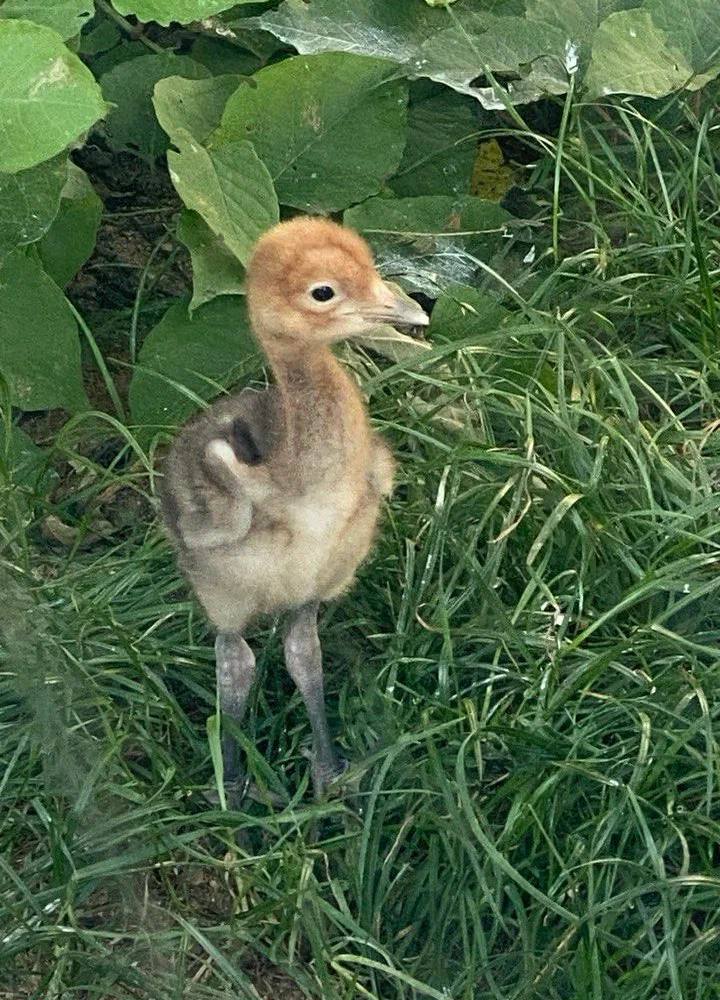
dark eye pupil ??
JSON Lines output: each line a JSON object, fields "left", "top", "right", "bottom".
{"left": 311, "top": 285, "right": 335, "bottom": 302}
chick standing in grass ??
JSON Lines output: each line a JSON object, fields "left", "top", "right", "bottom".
{"left": 160, "top": 218, "right": 428, "bottom": 801}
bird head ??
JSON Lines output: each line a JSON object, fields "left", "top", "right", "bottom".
{"left": 246, "top": 217, "right": 428, "bottom": 346}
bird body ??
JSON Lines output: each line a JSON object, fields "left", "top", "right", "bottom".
{"left": 160, "top": 217, "right": 427, "bottom": 798}
{"left": 162, "top": 340, "right": 394, "bottom": 632}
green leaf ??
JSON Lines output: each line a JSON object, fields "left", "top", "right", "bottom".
{"left": 167, "top": 128, "right": 279, "bottom": 265}
{"left": 527, "top": 493, "right": 583, "bottom": 566}
{"left": 0, "top": 422, "right": 55, "bottom": 492}
{"left": 0, "top": 20, "right": 106, "bottom": 173}
{"left": 101, "top": 52, "right": 210, "bottom": 161}
{"left": 36, "top": 163, "right": 102, "bottom": 287}
{"left": 206, "top": 713, "right": 226, "bottom": 811}
{"left": 414, "top": 12, "right": 569, "bottom": 107}
{"left": 79, "top": 18, "right": 121, "bottom": 55}
{"left": 212, "top": 52, "right": 408, "bottom": 212}
{"left": 584, "top": 10, "right": 691, "bottom": 98}
{"left": 255, "top": 0, "right": 455, "bottom": 62}
{"left": 525, "top": 0, "right": 633, "bottom": 44}
{"left": 428, "top": 283, "right": 508, "bottom": 341}
{"left": 0, "top": 155, "right": 68, "bottom": 257}
{"left": 0, "top": 252, "right": 87, "bottom": 411}
{"left": 390, "top": 85, "right": 478, "bottom": 198}
{"left": 153, "top": 73, "right": 242, "bottom": 146}
{"left": 644, "top": 0, "right": 720, "bottom": 88}
{"left": 89, "top": 38, "right": 146, "bottom": 76}
{"left": 109, "top": 0, "right": 260, "bottom": 26}
{"left": 177, "top": 210, "right": 244, "bottom": 311}
{"left": 0, "top": 0, "right": 94, "bottom": 40}
{"left": 219, "top": 19, "right": 288, "bottom": 64}
{"left": 128, "top": 297, "right": 259, "bottom": 429}
{"left": 344, "top": 195, "right": 513, "bottom": 292}
{"left": 189, "top": 35, "right": 262, "bottom": 76}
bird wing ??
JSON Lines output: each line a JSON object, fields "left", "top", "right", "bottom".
{"left": 203, "top": 386, "right": 279, "bottom": 466}
{"left": 160, "top": 387, "right": 279, "bottom": 551}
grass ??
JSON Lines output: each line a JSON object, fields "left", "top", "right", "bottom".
{"left": 2, "top": 90, "right": 720, "bottom": 999}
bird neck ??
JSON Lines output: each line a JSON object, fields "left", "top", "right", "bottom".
{"left": 260, "top": 335, "right": 369, "bottom": 478}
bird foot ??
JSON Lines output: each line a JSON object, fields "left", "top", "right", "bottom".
{"left": 310, "top": 753, "right": 349, "bottom": 800}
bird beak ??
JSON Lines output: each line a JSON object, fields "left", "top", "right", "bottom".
{"left": 361, "top": 281, "right": 430, "bottom": 331}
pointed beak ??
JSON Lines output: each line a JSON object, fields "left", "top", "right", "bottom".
{"left": 362, "top": 281, "right": 430, "bottom": 330}
{"left": 387, "top": 289, "right": 430, "bottom": 328}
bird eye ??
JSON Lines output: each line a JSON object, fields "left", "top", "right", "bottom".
{"left": 310, "top": 284, "right": 335, "bottom": 303}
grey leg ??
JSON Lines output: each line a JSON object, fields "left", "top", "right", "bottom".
{"left": 215, "top": 632, "right": 256, "bottom": 806}
{"left": 284, "top": 603, "right": 345, "bottom": 798}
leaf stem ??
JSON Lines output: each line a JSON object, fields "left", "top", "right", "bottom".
{"left": 95, "top": 0, "right": 164, "bottom": 54}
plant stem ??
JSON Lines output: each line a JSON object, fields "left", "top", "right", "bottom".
{"left": 552, "top": 72, "right": 575, "bottom": 263}
{"left": 129, "top": 233, "right": 171, "bottom": 365}
{"left": 65, "top": 298, "right": 127, "bottom": 423}
{"left": 95, "top": 0, "right": 164, "bottom": 54}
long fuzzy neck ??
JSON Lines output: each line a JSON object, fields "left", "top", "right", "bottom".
{"left": 257, "top": 331, "right": 370, "bottom": 484}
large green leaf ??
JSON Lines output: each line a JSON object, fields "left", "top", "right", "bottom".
{"left": 584, "top": 10, "right": 691, "bottom": 98}
{"left": 415, "top": 12, "right": 568, "bottom": 107}
{"left": 644, "top": 0, "right": 720, "bottom": 88}
{"left": 129, "top": 297, "right": 259, "bottom": 429}
{"left": 521, "top": 0, "right": 638, "bottom": 80}
{"left": 525, "top": 0, "right": 635, "bottom": 43}
{"left": 153, "top": 73, "right": 242, "bottom": 146}
{"left": 390, "top": 85, "right": 478, "bottom": 198}
{"left": 259, "top": 0, "right": 649, "bottom": 105}
{"left": 177, "top": 210, "right": 245, "bottom": 311}
{"left": 212, "top": 52, "right": 408, "bottom": 212}
{"left": 167, "top": 128, "right": 279, "bottom": 265}
{"left": 0, "top": 155, "right": 68, "bottom": 257}
{"left": 101, "top": 52, "right": 210, "bottom": 160}
{"left": 254, "top": 0, "right": 525, "bottom": 61}
{"left": 36, "top": 163, "right": 102, "bottom": 287}
{"left": 344, "top": 195, "right": 513, "bottom": 292}
{"left": 0, "top": 20, "right": 106, "bottom": 173}
{"left": 0, "top": 252, "right": 87, "bottom": 411}
{"left": 110, "top": 0, "right": 260, "bottom": 26}
{"left": 0, "top": 0, "right": 94, "bottom": 40}
{"left": 156, "top": 75, "right": 253, "bottom": 307}
{"left": 254, "top": 0, "right": 448, "bottom": 62}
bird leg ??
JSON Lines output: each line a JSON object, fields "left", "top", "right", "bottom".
{"left": 215, "top": 632, "right": 256, "bottom": 806}
{"left": 283, "top": 603, "right": 346, "bottom": 799}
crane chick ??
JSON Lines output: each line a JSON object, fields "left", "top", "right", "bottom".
{"left": 161, "top": 218, "right": 428, "bottom": 801}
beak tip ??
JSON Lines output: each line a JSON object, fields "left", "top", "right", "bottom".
{"left": 370, "top": 281, "right": 431, "bottom": 330}
{"left": 390, "top": 296, "right": 430, "bottom": 329}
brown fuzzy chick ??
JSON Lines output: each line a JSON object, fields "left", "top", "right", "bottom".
{"left": 160, "top": 217, "right": 428, "bottom": 800}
